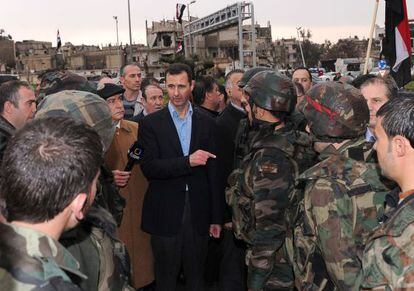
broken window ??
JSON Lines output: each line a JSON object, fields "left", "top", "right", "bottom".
{"left": 162, "top": 35, "right": 172, "bottom": 47}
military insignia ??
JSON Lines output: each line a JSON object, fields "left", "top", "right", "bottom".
{"left": 258, "top": 162, "right": 278, "bottom": 174}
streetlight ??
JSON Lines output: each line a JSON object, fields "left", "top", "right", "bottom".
{"left": 127, "top": 0, "right": 133, "bottom": 62}
{"left": 296, "top": 26, "right": 306, "bottom": 67}
{"left": 113, "top": 16, "right": 119, "bottom": 47}
{"left": 113, "top": 16, "right": 120, "bottom": 67}
{"left": 187, "top": 0, "right": 196, "bottom": 57}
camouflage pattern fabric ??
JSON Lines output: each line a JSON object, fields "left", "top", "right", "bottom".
{"left": 227, "top": 123, "right": 300, "bottom": 290}
{"left": 237, "top": 67, "right": 271, "bottom": 88}
{"left": 298, "top": 82, "right": 369, "bottom": 142}
{"left": 37, "top": 70, "right": 96, "bottom": 101}
{"left": 244, "top": 70, "right": 297, "bottom": 113}
{"left": 361, "top": 192, "right": 414, "bottom": 290}
{"left": 35, "top": 90, "right": 115, "bottom": 152}
{"left": 34, "top": 90, "right": 132, "bottom": 291}
{"left": 0, "top": 222, "right": 84, "bottom": 290}
{"left": 291, "top": 138, "right": 390, "bottom": 290}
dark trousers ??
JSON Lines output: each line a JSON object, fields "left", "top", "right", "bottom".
{"left": 151, "top": 193, "right": 208, "bottom": 291}
{"left": 204, "top": 228, "right": 247, "bottom": 291}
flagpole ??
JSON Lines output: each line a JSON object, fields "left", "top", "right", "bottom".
{"left": 363, "top": 0, "right": 380, "bottom": 74}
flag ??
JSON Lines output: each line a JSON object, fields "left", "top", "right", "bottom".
{"left": 57, "top": 29, "right": 62, "bottom": 50}
{"left": 176, "top": 41, "right": 183, "bottom": 53}
{"left": 176, "top": 4, "right": 186, "bottom": 24}
{"left": 382, "top": 0, "right": 412, "bottom": 87}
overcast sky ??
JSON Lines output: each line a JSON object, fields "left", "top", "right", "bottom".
{"left": 1, "top": 0, "right": 413, "bottom": 46}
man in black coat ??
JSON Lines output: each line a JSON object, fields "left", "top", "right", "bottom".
{"left": 214, "top": 69, "right": 248, "bottom": 290}
{"left": 138, "top": 63, "right": 223, "bottom": 291}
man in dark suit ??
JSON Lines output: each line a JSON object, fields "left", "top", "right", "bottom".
{"left": 215, "top": 69, "right": 248, "bottom": 290}
{"left": 138, "top": 63, "right": 223, "bottom": 291}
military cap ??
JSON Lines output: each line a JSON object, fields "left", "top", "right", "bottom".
{"left": 35, "top": 90, "right": 115, "bottom": 151}
{"left": 238, "top": 67, "right": 270, "bottom": 88}
{"left": 96, "top": 83, "right": 125, "bottom": 100}
{"left": 299, "top": 82, "right": 369, "bottom": 141}
{"left": 37, "top": 70, "right": 97, "bottom": 100}
{"left": 244, "top": 70, "right": 296, "bottom": 113}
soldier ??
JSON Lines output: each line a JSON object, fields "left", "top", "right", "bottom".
{"left": 35, "top": 90, "right": 134, "bottom": 291}
{"left": 361, "top": 96, "right": 414, "bottom": 290}
{"left": 292, "top": 82, "right": 391, "bottom": 290}
{"left": 36, "top": 70, "right": 96, "bottom": 102}
{"left": 227, "top": 70, "right": 301, "bottom": 290}
{"left": 0, "top": 116, "right": 103, "bottom": 290}
{"left": 233, "top": 67, "right": 271, "bottom": 169}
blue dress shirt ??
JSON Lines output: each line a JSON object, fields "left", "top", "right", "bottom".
{"left": 168, "top": 101, "right": 193, "bottom": 156}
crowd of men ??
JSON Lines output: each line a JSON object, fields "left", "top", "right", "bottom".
{"left": 0, "top": 61, "right": 414, "bottom": 291}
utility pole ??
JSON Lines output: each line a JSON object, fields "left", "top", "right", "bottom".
{"left": 296, "top": 27, "right": 306, "bottom": 67}
{"left": 127, "top": 0, "right": 133, "bottom": 62}
{"left": 187, "top": 0, "right": 196, "bottom": 57}
{"left": 113, "top": 16, "right": 120, "bottom": 69}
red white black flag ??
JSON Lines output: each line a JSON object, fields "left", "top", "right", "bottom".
{"left": 382, "top": 0, "right": 412, "bottom": 87}
{"left": 57, "top": 29, "right": 62, "bottom": 50}
{"left": 176, "top": 4, "right": 186, "bottom": 24}
{"left": 176, "top": 41, "right": 183, "bottom": 53}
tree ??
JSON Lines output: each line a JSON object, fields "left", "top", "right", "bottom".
{"left": 323, "top": 38, "right": 368, "bottom": 59}
{"left": 301, "top": 40, "right": 324, "bottom": 67}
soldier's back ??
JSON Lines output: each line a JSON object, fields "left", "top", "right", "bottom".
{"left": 293, "top": 142, "right": 390, "bottom": 290}
{"left": 0, "top": 223, "right": 83, "bottom": 291}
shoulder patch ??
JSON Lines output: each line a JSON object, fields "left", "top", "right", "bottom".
{"left": 258, "top": 162, "right": 278, "bottom": 174}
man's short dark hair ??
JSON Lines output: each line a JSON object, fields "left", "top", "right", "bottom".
{"left": 141, "top": 77, "right": 160, "bottom": 100}
{"left": 1, "top": 116, "right": 104, "bottom": 223}
{"left": 377, "top": 97, "right": 414, "bottom": 148}
{"left": 165, "top": 63, "right": 193, "bottom": 83}
{"left": 0, "top": 80, "right": 31, "bottom": 114}
{"left": 360, "top": 75, "right": 398, "bottom": 101}
{"left": 120, "top": 63, "right": 140, "bottom": 77}
{"left": 192, "top": 76, "right": 217, "bottom": 105}
{"left": 292, "top": 67, "right": 312, "bottom": 80}
{"left": 351, "top": 73, "right": 376, "bottom": 89}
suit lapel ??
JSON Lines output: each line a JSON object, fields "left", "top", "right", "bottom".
{"left": 162, "top": 107, "right": 184, "bottom": 156}
{"left": 189, "top": 109, "right": 199, "bottom": 154}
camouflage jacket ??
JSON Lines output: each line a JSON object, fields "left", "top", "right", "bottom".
{"left": 361, "top": 190, "right": 414, "bottom": 290}
{"left": 227, "top": 122, "right": 301, "bottom": 290}
{"left": 292, "top": 138, "right": 390, "bottom": 291}
{"left": 60, "top": 205, "right": 134, "bottom": 291}
{"left": 0, "top": 223, "right": 85, "bottom": 290}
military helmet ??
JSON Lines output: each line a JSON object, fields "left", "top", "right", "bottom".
{"left": 243, "top": 70, "right": 296, "bottom": 113}
{"left": 237, "top": 67, "right": 270, "bottom": 88}
{"left": 37, "top": 70, "right": 97, "bottom": 101}
{"left": 299, "top": 82, "right": 369, "bottom": 141}
{"left": 35, "top": 90, "right": 115, "bottom": 152}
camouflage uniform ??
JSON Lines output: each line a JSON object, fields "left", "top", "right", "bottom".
{"left": 35, "top": 90, "right": 133, "bottom": 291}
{"left": 291, "top": 82, "right": 391, "bottom": 290}
{"left": 0, "top": 222, "right": 84, "bottom": 290}
{"left": 227, "top": 71, "right": 310, "bottom": 290}
{"left": 361, "top": 189, "right": 414, "bottom": 290}
{"left": 37, "top": 70, "right": 96, "bottom": 102}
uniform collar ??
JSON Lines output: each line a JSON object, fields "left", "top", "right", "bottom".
{"left": 2, "top": 223, "right": 87, "bottom": 279}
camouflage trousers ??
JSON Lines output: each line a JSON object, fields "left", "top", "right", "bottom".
{"left": 246, "top": 243, "right": 294, "bottom": 291}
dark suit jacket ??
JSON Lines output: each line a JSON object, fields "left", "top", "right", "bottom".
{"left": 216, "top": 104, "right": 246, "bottom": 222}
{"left": 138, "top": 106, "right": 223, "bottom": 236}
